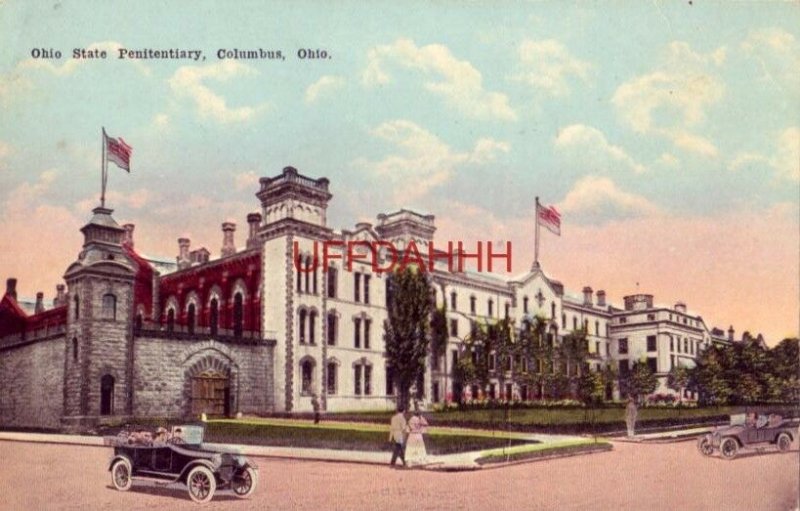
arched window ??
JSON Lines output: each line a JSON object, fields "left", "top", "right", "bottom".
{"left": 73, "top": 295, "right": 80, "bottom": 320}
{"left": 523, "top": 296, "right": 529, "bottom": 314}
{"left": 100, "top": 374, "right": 115, "bottom": 415}
{"left": 327, "top": 361, "right": 338, "bottom": 394}
{"left": 450, "top": 292, "right": 457, "bottom": 311}
{"left": 72, "top": 337, "right": 78, "bottom": 361}
{"left": 233, "top": 292, "right": 243, "bottom": 338}
{"left": 187, "top": 303, "right": 196, "bottom": 334}
{"left": 299, "top": 309, "right": 307, "bottom": 344}
{"left": 309, "top": 310, "right": 317, "bottom": 345}
{"left": 209, "top": 298, "right": 219, "bottom": 336}
{"left": 301, "top": 359, "right": 314, "bottom": 394}
{"left": 470, "top": 296, "right": 476, "bottom": 314}
{"left": 102, "top": 294, "right": 117, "bottom": 320}
{"left": 551, "top": 302, "right": 556, "bottom": 319}
{"left": 488, "top": 299, "right": 494, "bottom": 317}
{"left": 561, "top": 313, "right": 566, "bottom": 329}
{"left": 327, "top": 312, "right": 337, "bottom": 346}
{"left": 167, "top": 308, "right": 175, "bottom": 333}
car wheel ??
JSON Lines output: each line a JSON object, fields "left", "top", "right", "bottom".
{"left": 720, "top": 437, "right": 739, "bottom": 459}
{"left": 111, "top": 459, "right": 133, "bottom": 491}
{"left": 231, "top": 467, "right": 258, "bottom": 499}
{"left": 187, "top": 466, "right": 216, "bottom": 504}
{"left": 697, "top": 437, "right": 714, "bottom": 456}
{"left": 777, "top": 433, "right": 792, "bottom": 452}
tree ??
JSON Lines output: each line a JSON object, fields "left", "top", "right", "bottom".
{"left": 577, "top": 369, "right": 606, "bottom": 406}
{"left": 383, "top": 265, "right": 433, "bottom": 410}
{"left": 625, "top": 360, "right": 658, "bottom": 403}
{"left": 691, "top": 344, "right": 733, "bottom": 406}
{"left": 666, "top": 365, "right": 689, "bottom": 403}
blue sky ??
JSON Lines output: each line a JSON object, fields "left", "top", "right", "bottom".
{"left": 0, "top": 1, "right": 798, "bottom": 342}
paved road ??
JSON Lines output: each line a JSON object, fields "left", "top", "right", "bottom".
{"left": 1, "top": 440, "right": 797, "bottom": 511}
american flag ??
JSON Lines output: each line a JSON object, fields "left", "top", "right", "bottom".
{"left": 105, "top": 131, "right": 132, "bottom": 172}
{"left": 537, "top": 203, "right": 561, "bottom": 236}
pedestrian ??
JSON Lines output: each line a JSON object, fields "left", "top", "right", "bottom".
{"left": 311, "top": 393, "right": 321, "bottom": 424}
{"left": 389, "top": 405, "right": 408, "bottom": 467}
{"left": 625, "top": 396, "right": 638, "bottom": 437}
{"left": 405, "top": 404, "right": 429, "bottom": 467}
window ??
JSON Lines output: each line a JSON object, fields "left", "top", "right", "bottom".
{"left": 102, "top": 293, "right": 117, "bottom": 320}
{"left": 363, "top": 275, "right": 371, "bottom": 305}
{"left": 386, "top": 366, "right": 395, "bottom": 395}
{"left": 327, "top": 267, "right": 337, "bottom": 298}
{"left": 354, "top": 318, "right": 361, "bottom": 348}
{"left": 523, "top": 296, "right": 529, "bottom": 314}
{"left": 684, "top": 339, "right": 688, "bottom": 352}
{"left": 209, "top": 298, "right": 219, "bottom": 336}
{"left": 354, "top": 365, "right": 362, "bottom": 395}
{"left": 327, "top": 362, "right": 337, "bottom": 394}
{"left": 450, "top": 292, "right": 457, "bottom": 310}
{"left": 551, "top": 302, "right": 556, "bottom": 319}
{"left": 187, "top": 303, "right": 196, "bottom": 334}
{"left": 327, "top": 313, "right": 337, "bottom": 345}
{"left": 304, "top": 255, "right": 310, "bottom": 294}
{"left": 470, "top": 296, "right": 476, "bottom": 314}
{"left": 647, "top": 335, "right": 657, "bottom": 352}
{"left": 72, "top": 337, "right": 78, "bottom": 361}
{"left": 488, "top": 299, "right": 494, "bottom": 317}
{"left": 489, "top": 353, "right": 496, "bottom": 371}
{"left": 562, "top": 313, "right": 566, "bottom": 329}
{"left": 451, "top": 350, "right": 458, "bottom": 375}
{"left": 74, "top": 295, "right": 80, "bottom": 320}
{"left": 595, "top": 341, "right": 600, "bottom": 354}
{"left": 584, "top": 319, "right": 588, "bottom": 331}
{"left": 432, "top": 382, "right": 440, "bottom": 403}
{"left": 309, "top": 311, "right": 317, "bottom": 345}
{"left": 505, "top": 383, "right": 513, "bottom": 400}
{"left": 312, "top": 256, "right": 318, "bottom": 295}
{"left": 619, "top": 317, "right": 627, "bottom": 324}
{"left": 619, "top": 360, "right": 630, "bottom": 377}
{"left": 677, "top": 339, "right": 682, "bottom": 353}
{"left": 233, "top": 293, "right": 244, "bottom": 338}
{"left": 670, "top": 355, "right": 675, "bottom": 369}
{"left": 299, "top": 309, "right": 307, "bottom": 344}
{"left": 595, "top": 321, "right": 599, "bottom": 336}
{"left": 489, "top": 383, "right": 496, "bottom": 400}
{"left": 100, "top": 374, "right": 115, "bottom": 415}
{"left": 296, "top": 254, "right": 302, "bottom": 292}
{"left": 618, "top": 338, "right": 628, "bottom": 355}
{"left": 354, "top": 273, "right": 361, "bottom": 302}
{"left": 364, "top": 319, "right": 371, "bottom": 349}
{"left": 670, "top": 336, "right": 674, "bottom": 351}
{"left": 301, "top": 360, "right": 314, "bottom": 394}
{"left": 647, "top": 357, "right": 657, "bottom": 373}
{"left": 505, "top": 303, "right": 510, "bottom": 319}
{"left": 647, "top": 313, "right": 656, "bottom": 321}
{"left": 450, "top": 318, "right": 458, "bottom": 337}
{"left": 364, "top": 365, "right": 372, "bottom": 395}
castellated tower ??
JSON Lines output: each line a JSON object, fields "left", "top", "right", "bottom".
{"left": 256, "top": 166, "right": 332, "bottom": 412}
{"left": 62, "top": 206, "right": 136, "bottom": 429}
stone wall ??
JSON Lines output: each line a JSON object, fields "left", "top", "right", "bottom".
{"left": 0, "top": 336, "right": 65, "bottom": 429}
{"left": 132, "top": 336, "right": 274, "bottom": 418}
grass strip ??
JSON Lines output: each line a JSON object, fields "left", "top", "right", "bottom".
{"left": 476, "top": 438, "right": 612, "bottom": 465}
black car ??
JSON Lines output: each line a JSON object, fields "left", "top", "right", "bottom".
{"left": 697, "top": 413, "right": 795, "bottom": 459}
{"left": 107, "top": 425, "right": 258, "bottom": 503}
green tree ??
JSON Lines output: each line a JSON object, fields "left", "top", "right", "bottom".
{"left": 666, "top": 365, "right": 689, "bottom": 403}
{"left": 383, "top": 266, "right": 433, "bottom": 410}
{"left": 577, "top": 369, "right": 606, "bottom": 406}
{"left": 625, "top": 360, "right": 658, "bottom": 403}
{"left": 691, "top": 344, "right": 733, "bottom": 406}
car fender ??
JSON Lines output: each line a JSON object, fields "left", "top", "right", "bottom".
{"left": 108, "top": 454, "right": 132, "bottom": 472}
{"left": 179, "top": 459, "right": 218, "bottom": 482}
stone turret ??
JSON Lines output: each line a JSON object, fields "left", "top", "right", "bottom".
{"left": 221, "top": 222, "right": 236, "bottom": 258}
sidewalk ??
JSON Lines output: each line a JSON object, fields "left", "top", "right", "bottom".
{"left": 612, "top": 427, "right": 712, "bottom": 443}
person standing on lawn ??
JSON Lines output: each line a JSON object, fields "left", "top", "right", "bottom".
{"left": 389, "top": 405, "right": 408, "bottom": 467}
{"left": 625, "top": 396, "right": 638, "bottom": 437}
{"left": 311, "top": 393, "right": 321, "bottom": 424}
{"left": 405, "top": 404, "right": 429, "bottom": 467}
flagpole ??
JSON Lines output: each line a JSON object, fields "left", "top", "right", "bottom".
{"left": 101, "top": 127, "right": 107, "bottom": 208}
{"left": 534, "top": 196, "right": 540, "bottom": 269}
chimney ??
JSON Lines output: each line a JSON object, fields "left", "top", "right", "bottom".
{"left": 122, "top": 223, "right": 135, "bottom": 247}
{"left": 221, "top": 222, "right": 236, "bottom": 257}
{"left": 34, "top": 292, "right": 45, "bottom": 314}
{"left": 596, "top": 290, "right": 606, "bottom": 307}
{"left": 54, "top": 284, "right": 66, "bottom": 307}
{"left": 582, "top": 286, "right": 593, "bottom": 306}
{"left": 674, "top": 302, "right": 687, "bottom": 313}
{"left": 5, "top": 278, "right": 17, "bottom": 300}
{"left": 728, "top": 325, "right": 735, "bottom": 342}
{"left": 246, "top": 212, "right": 262, "bottom": 250}
{"left": 177, "top": 237, "right": 191, "bottom": 270}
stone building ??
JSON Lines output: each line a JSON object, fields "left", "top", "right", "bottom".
{"left": 0, "top": 165, "right": 742, "bottom": 429}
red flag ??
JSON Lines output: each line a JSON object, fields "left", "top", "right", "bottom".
{"left": 105, "top": 131, "right": 132, "bottom": 172}
{"left": 537, "top": 203, "right": 561, "bottom": 236}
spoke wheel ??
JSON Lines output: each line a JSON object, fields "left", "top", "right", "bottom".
{"left": 187, "top": 466, "right": 216, "bottom": 504}
{"left": 697, "top": 437, "right": 714, "bottom": 457}
{"left": 720, "top": 437, "right": 739, "bottom": 459}
{"left": 111, "top": 459, "right": 133, "bottom": 491}
{"left": 777, "top": 433, "right": 792, "bottom": 452}
{"left": 232, "top": 467, "right": 258, "bottom": 498}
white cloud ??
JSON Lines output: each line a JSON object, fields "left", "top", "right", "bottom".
{"left": 75, "top": 188, "right": 151, "bottom": 212}
{"left": 305, "top": 75, "right": 345, "bottom": 103}
{"left": 741, "top": 28, "right": 800, "bottom": 91}
{"left": 354, "top": 120, "right": 509, "bottom": 202}
{"left": 5, "top": 169, "right": 59, "bottom": 215}
{"left": 555, "top": 124, "right": 646, "bottom": 174}
{"left": 362, "top": 39, "right": 516, "bottom": 121}
{"left": 612, "top": 42, "right": 724, "bottom": 156}
{"left": 512, "top": 39, "right": 591, "bottom": 96}
{"left": 559, "top": 175, "right": 660, "bottom": 223}
{"left": 234, "top": 170, "right": 260, "bottom": 191}
{"left": 168, "top": 61, "right": 269, "bottom": 123}
{"left": 728, "top": 126, "right": 799, "bottom": 182}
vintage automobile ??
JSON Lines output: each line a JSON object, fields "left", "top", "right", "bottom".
{"left": 697, "top": 413, "right": 795, "bottom": 459}
{"left": 107, "top": 424, "right": 258, "bottom": 503}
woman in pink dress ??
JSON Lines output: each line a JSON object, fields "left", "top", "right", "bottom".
{"left": 404, "top": 411, "right": 429, "bottom": 467}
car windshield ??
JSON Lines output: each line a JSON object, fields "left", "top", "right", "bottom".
{"left": 729, "top": 413, "right": 746, "bottom": 426}
{"left": 171, "top": 425, "right": 204, "bottom": 445}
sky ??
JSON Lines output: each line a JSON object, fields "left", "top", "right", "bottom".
{"left": 0, "top": 1, "right": 798, "bottom": 344}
